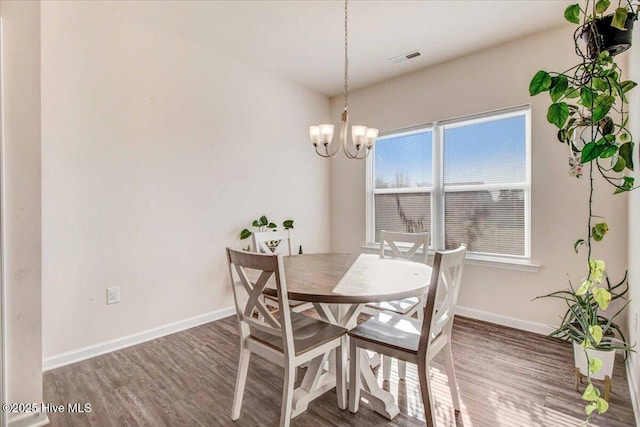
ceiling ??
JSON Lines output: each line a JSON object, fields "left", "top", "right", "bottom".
{"left": 107, "top": 0, "right": 574, "bottom": 97}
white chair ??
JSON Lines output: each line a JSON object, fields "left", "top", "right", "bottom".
{"left": 366, "top": 230, "right": 429, "bottom": 381}
{"left": 226, "top": 248, "right": 347, "bottom": 427}
{"left": 252, "top": 230, "right": 313, "bottom": 313}
{"left": 349, "top": 244, "right": 467, "bottom": 426}
{"left": 252, "top": 229, "right": 293, "bottom": 256}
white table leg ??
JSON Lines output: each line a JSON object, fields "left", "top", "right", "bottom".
{"left": 313, "top": 302, "right": 401, "bottom": 420}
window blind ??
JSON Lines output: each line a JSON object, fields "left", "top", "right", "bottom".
{"left": 374, "top": 193, "right": 431, "bottom": 243}
{"left": 443, "top": 115, "right": 527, "bottom": 256}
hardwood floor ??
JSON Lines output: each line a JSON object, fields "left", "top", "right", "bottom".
{"left": 43, "top": 315, "right": 636, "bottom": 426}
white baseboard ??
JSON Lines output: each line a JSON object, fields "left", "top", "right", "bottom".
{"left": 43, "top": 306, "right": 235, "bottom": 371}
{"left": 627, "top": 357, "right": 640, "bottom": 427}
{"left": 455, "top": 305, "right": 554, "bottom": 336}
{"left": 8, "top": 412, "right": 49, "bottom": 427}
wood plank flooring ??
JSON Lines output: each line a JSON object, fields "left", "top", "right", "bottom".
{"left": 43, "top": 315, "right": 636, "bottom": 426}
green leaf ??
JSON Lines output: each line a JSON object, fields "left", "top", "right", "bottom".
{"left": 613, "top": 156, "right": 626, "bottom": 172}
{"left": 267, "top": 222, "right": 277, "bottom": 229}
{"left": 252, "top": 220, "right": 260, "bottom": 227}
{"left": 612, "top": 7, "right": 629, "bottom": 31}
{"left": 593, "top": 287, "right": 612, "bottom": 310}
{"left": 619, "top": 142, "right": 634, "bottom": 171}
{"left": 582, "top": 384, "right": 600, "bottom": 401}
{"left": 282, "top": 219, "right": 294, "bottom": 229}
{"left": 564, "top": 4, "right": 582, "bottom": 23}
{"left": 600, "top": 145, "right": 618, "bottom": 158}
{"left": 595, "top": 0, "right": 610, "bottom": 14}
{"left": 596, "top": 397, "right": 609, "bottom": 414}
{"left": 589, "top": 325, "right": 604, "bottom": 345}
{"left": 550, "top": 75, "right": 569, "bottom": 102}
{"left": 594, "top": 222, "right": 609, "bottom": 235}
{"left": 621, "top": 80, "right": 637, "bottom": 93}
{"left": 620, "top": 133, "right": 630, "bottom": 142}
{"left": 593, "top": 77, "right": 609, "bottom": 92}
{"left": 614, "top": 176, "right": 635, "bottom": 193}
{"left": 565, "top": 87, "right": 580, "bottom": 98}
{"left": 580, "top": 86, "right": 594, "bottom": 107}
{"left": 592, "top": 222, "right": 609, "bottom": 242}
{"left": 590, "top": 259, "right": 606, "bottom": 282}
{"left": 547, "top": 102, "right": 569, "bottom": 128}
{"left": 586, "top": 402, "right": 598, "bottom": 415}
{"left": 259, "top": 215, "right": 268, "bottom": 226}
{"left": 574, "top": 239, "right": 585, "bottom": 253}
{"left": 576, "top": 279, "right": 592, "bottom": 296}
{"left": 581, "top": 142, "right": 605, "bottom": 163}
{"left": 240, "top": 229, "right": 252, "bottom": 240}
{"left": 592, "top": 95, "right": 615, "bottom": 122}
{"left": 530, "top": 71, "right": 552, "bottom": 96}
{"left": 589, "top": 356, "right": 604, "bottom": 374}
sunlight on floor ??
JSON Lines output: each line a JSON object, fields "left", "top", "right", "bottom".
{"left": 376, "top": 360, "right": 588, "bottom": 427}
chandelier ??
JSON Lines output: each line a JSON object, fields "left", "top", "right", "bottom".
{"left": 309, "top": 0, "right": 378, "bottom": 159}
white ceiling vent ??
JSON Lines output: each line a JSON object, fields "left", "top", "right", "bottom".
{"left": 388, "top": 50, "right": 422, "bottom": 64}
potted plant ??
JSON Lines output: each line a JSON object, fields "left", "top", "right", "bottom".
{"left": 529, "top": 0, "right": 637, "bottom": 422}
{"left": 239, "top": 215, "right": 294, "bottom": 251}
{"left": 535, "top": 269, "right": 630, "bottom": 401}
{"left": 566, "top": 1, "right": 638, "bottom": 58}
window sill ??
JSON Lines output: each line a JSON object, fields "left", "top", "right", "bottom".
{"left": 360, "top": 244, "right": 541, "bottom": 273}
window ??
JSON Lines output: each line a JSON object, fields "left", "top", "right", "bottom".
{"left": 367, "top": 106, "right": 530, "bottom": 259}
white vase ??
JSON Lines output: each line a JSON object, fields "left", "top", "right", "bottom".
{"left": 573, "top": 341, "right": 615, "bottom": 381}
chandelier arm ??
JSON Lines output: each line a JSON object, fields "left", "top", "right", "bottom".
{"left": 343, "top": 143, "right": 370, "bottom": 159}
{"left": 316, "top": 140, "right": 341, "bottom": 158}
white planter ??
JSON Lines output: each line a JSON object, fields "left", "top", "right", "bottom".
{"left": 573, "top": 341, "right": 615, "bottom": 380}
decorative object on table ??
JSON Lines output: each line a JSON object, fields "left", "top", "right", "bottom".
{"left": 308, "top": 0, "right": 379, "bottom": 159}
{"left": 348, "top": 245, "right": 467, "bottom": 425}
{"left": 226, "top": 248, "right": 347, "bottom": 427}
{"left": 529, "top": 0, "right": 637, "bottom": 422}
{"left": 239, "top": 215, "right": 294, "bottom": 251}
{"left": 249, "top": 223, "right": 313, "bottom": 314}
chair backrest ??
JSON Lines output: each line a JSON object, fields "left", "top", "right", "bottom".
{"left": 226, "top": 248, "right": 294, "bottom": 356}
{"left": 252, "top": 229, "right": 293, "bottom": 255}
{"left": 379, "top": 230, "right": 429, "bottom": 264}
{"left": 418, "top": 244, "right": 467, "bottom": 357}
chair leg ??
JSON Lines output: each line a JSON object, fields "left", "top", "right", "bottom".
{"left": 418, "top": 361, "right": 436, "bottom": 427}
{"left": 382, "top": 355, "right": 392, "bottom": 381}
{"left": 398, "top": 360, "right": 407, "bottom": 380}
{"left": 349, "top": 339, "right": 362, "bottom": 413}
{"left": 443, "top": 342, "right": 461, "bottom": 412}
{"left": 336, "top": 339, "right": 347, "bottom": 410}
{"left": 232, "top": 346, "right": 251, "bottom": 420}
{"left": 280, "top": 363, "right": 296, "bottom": 427}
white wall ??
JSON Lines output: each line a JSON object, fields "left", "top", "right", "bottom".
{"left": 0, "top": 0, "right": 45, "bottom": 425}
{"left": 626, "top": 23, "right": 640, "bottom": 422}
{"left": 41, "top": 1, "right": 330, "bottom": 359}
{"left": 329, "top": 26, "right": 629, "bottom": 327}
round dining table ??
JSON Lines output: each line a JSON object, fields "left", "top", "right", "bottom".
{"left": 264, "top": 252, "right": 432, "bottom": 420}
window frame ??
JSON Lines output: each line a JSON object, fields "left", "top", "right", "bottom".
{"left": 366, "top": 105, "right": 532, "bottom": 262}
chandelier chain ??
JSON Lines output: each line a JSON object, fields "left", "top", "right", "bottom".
{"left": 344, "top": 0, "right": 349, "bottom": 112}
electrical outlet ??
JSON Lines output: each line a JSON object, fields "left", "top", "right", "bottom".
{"left": 107, "top": 287, "right": 120, "bottom": 305}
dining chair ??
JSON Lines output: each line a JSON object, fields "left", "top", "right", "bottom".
{"left": 226, "top": 248, "right": 348, "bottom": 427}
{"left": 348, "top": 244, "right": 467, "bottom": 426}
{"left": 366, "top": 230, "right": 429, "bottom": 381}
{"left": 252, "top": 230, "right": 313, "bottom": 313}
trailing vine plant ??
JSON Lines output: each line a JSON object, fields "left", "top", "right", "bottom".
{"left": 529, "top": 0, "right": 637, "bottom": 423}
